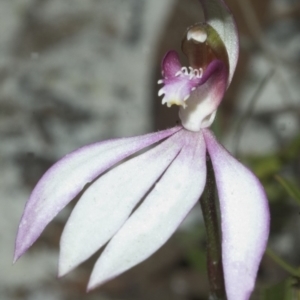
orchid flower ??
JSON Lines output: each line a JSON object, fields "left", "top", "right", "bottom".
{"left": 14, "top": 0, "right": 270, "bottom": 299}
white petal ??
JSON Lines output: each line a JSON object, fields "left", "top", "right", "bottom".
{"left": 203, "top": 129, "right": 270, "bottom": 300}
{"left": 59, "top": 130, "right": 186, "bottom": 276}
{"left": 14, "top": 127, "right": 180, "bottom": 262}
{"left": 88, "top": 130, "right": 206, "bottom": 290}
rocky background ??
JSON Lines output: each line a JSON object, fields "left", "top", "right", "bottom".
{"left": 0, "top": 0, "right": 299, "bottom": 299}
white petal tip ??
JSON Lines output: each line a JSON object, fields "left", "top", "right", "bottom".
{"left": 158, "top": 89, "right": 164, "bottom": 97}
{"left": 86, "top": 279, "right": 95, "bottom": 292}
{"left": 58, "top": 259, "right": 74, "bottom": 278}
{"left": 87, "top": 276, "right": 111, "bottom": 292}
{"left": 13, "top": 252, "right": 20, "bottom": 264}
{"left": 57, "top": 269, "right": 66, "bottom": 278}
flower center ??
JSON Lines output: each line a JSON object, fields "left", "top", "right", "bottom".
{"left": 158, "top": 23, "right": 229, "bottom": 131}
{"left": 182, "top": 23, "right": 229, "bottom": 73}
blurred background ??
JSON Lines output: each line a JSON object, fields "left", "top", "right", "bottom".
{"left": 0, "top": 0, "right": 299, "bottom": 299}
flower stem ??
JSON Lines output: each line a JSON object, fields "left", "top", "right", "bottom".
{"left": 200, "top": 155, "right": 226, "bottom": 300}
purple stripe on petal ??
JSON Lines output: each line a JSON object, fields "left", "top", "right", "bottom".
{"left": 203, "top": 129, "right": 270, "bottom": 300}
{"left": 199, "top": 0, "right": 239, "bottom": 84}
{"left": 14, "top": 126, "right": 182, "bottom": 262}
{"left": 87, "top": 129, "right": 207, "bottom": 290}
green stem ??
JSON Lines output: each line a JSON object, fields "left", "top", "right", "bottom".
{"left": 266, "top": 248, "right": 300, "bottom": 277}
{"left": 200, "top": 155, "right": 226, "bottom": 300}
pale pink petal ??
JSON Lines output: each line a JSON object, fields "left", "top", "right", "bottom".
{"left": 59, "top": 130, "right": 185, "bottom": 276}
{"left": 14, "top": 127, "right": 181, "bottom": 262}
{"left": 203, "top": 129, "right": 270, "bottom": 300}
{"left": 199, "top": 0, "right": 239, "bottom": 84}
{"left": 87, "top": 130, "right": 207, "bottom": 290}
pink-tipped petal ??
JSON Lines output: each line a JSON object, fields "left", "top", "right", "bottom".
{"left": 59, "top": 130, "right": 185, "bottom": 276}
{"left": 87, "top": 130, "right": 207, "bottom": 290}
{"left": 14, "top": 127, "right": 181, "bottom": 262}
{"left": 179, "top": 59, "right": 228, "bottom": 131}
{"left": 199, "top": 0, "right": 239, "bottom": 84}
{"left": 203, "top": 129, "right": 270, "bottom": 300}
